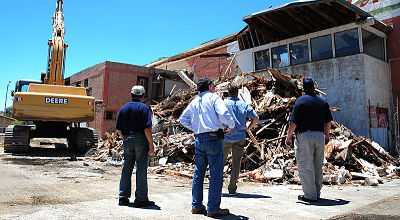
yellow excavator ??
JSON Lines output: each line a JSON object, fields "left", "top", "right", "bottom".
{"left": 5, "top": 0, "right": 98, "bottom": 153}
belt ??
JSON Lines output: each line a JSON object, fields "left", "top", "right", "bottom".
{"left": 126, "top": 130, "right": 145, "bottom": 135}
{"left": 197, "top": 131, "right": 218, "bottom": 136}
{"left": 297, "top": 130, "right": 323, "bottom": 134}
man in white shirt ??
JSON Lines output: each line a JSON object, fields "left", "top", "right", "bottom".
{"left": 180, "top": 77, "right": 234, "bottom": 217}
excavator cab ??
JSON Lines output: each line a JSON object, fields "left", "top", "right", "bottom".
{"left": 11, "top": 79, "right": 43, "bottom": 96}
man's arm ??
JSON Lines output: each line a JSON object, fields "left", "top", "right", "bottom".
{"left": 246, "top": 105, "right": 259, "bottom": 132}
{"left": 179, "top": 104, "right": 194, "bottom": 131}
{"left": 246, "top": 116, "right": 259, "bottom": 132}
{"left": 117, "top": 130, "right": 124, "bottom": 139}
{"left": 285, "top": 121, "right": 297, "bottom": 148}
{"left": 144, "top": 127, "right": 154, "bottom": 155}
{"left": 324, "top": 121, "right": 331, "bottom": 144}
{"left": 214, "top": 96, "right": 235, "bottom": 129}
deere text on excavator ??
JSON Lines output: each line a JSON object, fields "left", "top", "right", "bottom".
{"left": 5, "top": 0, "right": 98, "bottom": 153}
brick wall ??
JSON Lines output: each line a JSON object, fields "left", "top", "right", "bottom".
{"left": 154, "top": 44, "right": 236, "bottom": 80}
{"left": 382, "top": 16, "right": 400, "bottom": 99}
{"left": 70, "top": 61, "right": 181, "bottom": 138}
{"left": 70, "top": 62, "right": 106, "bottom": 84}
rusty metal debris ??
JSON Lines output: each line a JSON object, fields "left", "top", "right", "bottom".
{"left": 89, "top": 68, "right": 400, "bottom": 186}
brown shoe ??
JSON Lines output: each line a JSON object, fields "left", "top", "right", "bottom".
{"left": 191, "top": 205, "right": 206, "bottom": 214}
{"left": 207, "top": 208, "right": 229, "bottom": 217}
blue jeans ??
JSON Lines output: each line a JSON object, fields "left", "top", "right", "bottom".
{"left": 192, "top": 133, "right": 224, "bottom": 213}
{"left": 119, "top": 133, "right": 149, "bottom": 201}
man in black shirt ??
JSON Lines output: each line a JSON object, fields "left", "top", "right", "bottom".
{"left": 285, "top": 78, "right": 333, "bottom": 202}
{"left": 116, "top": 85, "right": 155, "bottom": 207}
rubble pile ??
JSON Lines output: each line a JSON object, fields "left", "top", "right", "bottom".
{"left": 86, "top": 132, "right": 124, "bottom": 166}
{"left": 90, "top": 68, "right": 400, "bottom": 186}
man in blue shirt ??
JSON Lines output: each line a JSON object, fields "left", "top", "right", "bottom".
{"left": 115, "top": 85, "right": 155, "bottom": 207}
{"left": 285, "top": 78, "right": 333, "bottom": 203}
{"left": 180, "top": 77, "right": 234, "bottom": 217}
{"left": 223, "top": 85, "right": 259, "bottom": 195}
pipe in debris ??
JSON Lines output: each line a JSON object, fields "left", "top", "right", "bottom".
{"left": 369, "top": 99, "right": 372, "bottom": 139}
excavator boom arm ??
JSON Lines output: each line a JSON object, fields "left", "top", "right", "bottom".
{"left": 45, "top": 0, "right": 67, "bottom": 85}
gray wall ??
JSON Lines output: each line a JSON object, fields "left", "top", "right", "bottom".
{"left": 164, "top": 79, "right": 189, "bottom": 97}
{"left": 275, "top": 54, "right": 390, "bottom": 137}
{"left": 364, "top": 55, "right": 392, "bottom": 112}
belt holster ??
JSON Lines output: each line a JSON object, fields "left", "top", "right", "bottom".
{"left": 217, "top": 128, "right": 224, "bottom": 140}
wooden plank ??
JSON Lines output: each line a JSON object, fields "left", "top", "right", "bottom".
{"left": 178, "top": 71, "right": 196, "bottom": 89}
{"left": 247, "top": 130, "right": 262, "bottom": 153}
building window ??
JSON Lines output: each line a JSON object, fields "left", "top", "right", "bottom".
{"left": 254, "top": 49, "right": 270, "bottom": 71}
{"left": 362, "top": 29, "right": 385, "bottom": 61}
{"left": 334, "top": 29, "right": 360, "bottom": 58}
{"left": 84, "top": 78, "right": 88, "bottom": 87}
{"left": 272, "top": 45, "right": 289, "bottom": 68}
{"left": 290, "top": 40, "right": 309, "bottom": 65}
{"left": 311, "top": 35, "right": 333, "bottom": 61}
{"left": 137, "top": 76, "right": 148, "bottom": 94}
{"left": 105, "top": 111, "right": 113, "bottom": 120}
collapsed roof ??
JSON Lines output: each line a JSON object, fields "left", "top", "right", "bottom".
{"left": 239, "top": 0, "right": 392, "bottom": 50}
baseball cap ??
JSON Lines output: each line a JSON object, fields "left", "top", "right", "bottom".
{"left": 303, "top": 78, "right": 314, "bottom": 91}
{"left": 131, "top": 85, "right": 145, "bottom": 96}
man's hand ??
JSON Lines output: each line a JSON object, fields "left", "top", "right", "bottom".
{"left": 148, "top": 143, "right": 155, "bottom": 155}
{"left": 225, "top": 127, "right": 233, "bottom": 134}
{"left": 285, "top": 137, "right": 293, "bottom": 148}
{"left": 325, "top": 134, "right": 330, "bottom": 145}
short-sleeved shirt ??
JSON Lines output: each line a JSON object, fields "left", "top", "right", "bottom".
{"left": 223, "top": 97, "right": 258, "bottom": 143}
{"left": 179, "top": 91, "right": 234, "bottom": 134}
{"left": 115, "top": 99, "right": 152, "bottom": 136}
{"left": 289, "top": 94, "right": 333, "bottom": 133}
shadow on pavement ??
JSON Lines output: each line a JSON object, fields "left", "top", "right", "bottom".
{"left": 298, "top": 198, "right": 350, "bottom": 206}
{"left": 208, "top": 213, "right": 249, "bottom": 219}
{"left": 222, "top": 193, "right": 271, "bottom": 199}
{"left": 127, "top": 203, "right": 161, "bottom": 210}
{"left": 9, "top": 148, "right": 87, "bottom": 158}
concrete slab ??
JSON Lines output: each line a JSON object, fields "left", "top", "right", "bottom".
{"left": 0, "top": 154, "right": 399, "bottom": 220}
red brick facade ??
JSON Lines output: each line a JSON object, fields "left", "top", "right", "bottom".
{"left": 383, "top": 16, "right": 400, "bottom": 98}
{"left": 69, "top": 61, "right": 178, "bottom": 138}
{"left": 154, "top": 44, "right": 237, "bottom": 81}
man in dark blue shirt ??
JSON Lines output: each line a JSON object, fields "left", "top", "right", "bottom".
{"left": 116, "top": 85, "right": 155, "bottom": 207}
{"left": 285, "top": 78, "right": 333, "bottom": 203}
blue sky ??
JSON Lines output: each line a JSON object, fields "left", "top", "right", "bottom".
{"left": 0, "top": 0, "right": 291, "bottom": 109}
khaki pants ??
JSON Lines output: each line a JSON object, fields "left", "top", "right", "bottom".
{"left": 223, "top": 139, "right": 246, "bottom": 193}
{"left": 294, "top": 131, "right": 325, "bottom": 201}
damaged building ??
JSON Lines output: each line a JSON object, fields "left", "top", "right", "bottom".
{"left": 149, "top": 0, "right": 398, "bottom": 151}
{"left": 68, "top": 61, "right": 188, "bottom": 138}
{"left": 236, "top": 0, "right": 393, "bottom": 148}
{"left": 146, "top": 32, "right": 242, "bottom": 81}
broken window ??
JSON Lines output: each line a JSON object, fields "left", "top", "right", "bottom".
{"left": 290, "top": 40, "right": 309, "bottom": 65}
{"left": 254, "top": 49, "right": 270, "bottom": 71}
{"left": 272, "top": 45, "right": 289, "bottom": 68}
{"left": 334, "top": 29, "right": 360, "bottom": 58}
{"left": 84, "top": 78, "right": 88, "bottom": 87}
{"left": 137, "top": 76, "right": 148, "bottom": 94}
{"left": 105, "top": 111, "right": 113, "bottom": 120}
{"left": 311, "top": 35, "right": 333, "bottom": 62}
{"left": 362, "top": 29, "right": 385, "bottom": 61}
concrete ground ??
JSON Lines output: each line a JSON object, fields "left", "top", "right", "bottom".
{"left": 0, "top": 149, "right": 399, "bottom": 220}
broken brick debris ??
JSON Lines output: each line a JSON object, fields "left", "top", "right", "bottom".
{"left": 88, "top": 68, "right": 400, "bottom": 186}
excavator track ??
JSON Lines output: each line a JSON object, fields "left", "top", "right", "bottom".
{"left": 4, "top": 125, "right": 31, "bottom": 153}
{"left": 69, "top": 127, "right": 98, "bottom": 153}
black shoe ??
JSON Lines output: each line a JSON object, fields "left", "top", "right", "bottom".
{"left": 133, "top": 200, "right": 155, "bottom": 207}
{"left": 228, "top": 191, "right": 237, "bottom": 195}
{"left": 118, "top": 197, "right": 130, "bottom": 206}
{"left": 298, "top": 195, "right": 317, "bottom": 202}
{"left": 191, "top": 205, "right": 206, "bottom": 214}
